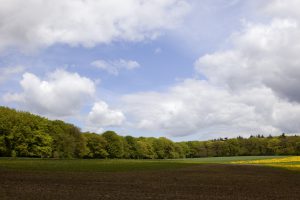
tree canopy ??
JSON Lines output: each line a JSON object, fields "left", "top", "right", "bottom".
{"left": 1, "top": 106, "right": 300, "bottom": 159}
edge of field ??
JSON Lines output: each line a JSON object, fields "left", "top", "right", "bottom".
{"left": 0, "top": 156, "right": 291, "bottom": 172}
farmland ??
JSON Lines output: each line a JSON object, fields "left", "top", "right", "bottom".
{"left": 0, "top": 156, "right": 283, "bottom": 172}
{"left": 1, "top": 156, "right": 300, "bottom": 200}
{"left": 2, "top": 108, "right": 300, "bottom": 199}
{"left": 232, "top": 156, "right": 300, "bottom": 171}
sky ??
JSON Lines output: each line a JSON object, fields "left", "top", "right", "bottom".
{"left": 1, "top": 0, "right": 300, "bottom": 141}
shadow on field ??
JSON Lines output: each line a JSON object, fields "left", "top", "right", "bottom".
{"left": 1, "top": 164, "right": 300, "bottom": 200}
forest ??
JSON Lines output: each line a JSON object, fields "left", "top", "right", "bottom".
{"left": 1, "top": 106, "right": 300, "bottom": 159}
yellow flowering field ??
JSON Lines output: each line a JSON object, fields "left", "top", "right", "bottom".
{"left": 231, "top": 156, "right": 300, "bottom": 171}
{"left": 232, "top": 156, "right": 300, "bottom": 164}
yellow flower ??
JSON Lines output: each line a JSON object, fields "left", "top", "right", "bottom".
{"left": 231, "top": 156, "right": 300, "bottom": 171}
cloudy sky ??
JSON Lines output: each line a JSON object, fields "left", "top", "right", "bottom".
{"left": 1, "top": 0, "right": 300, "bottom": 141}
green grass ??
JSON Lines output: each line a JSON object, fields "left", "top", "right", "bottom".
{"left": 0, "top": 156, "right": 287, "bottom": 172}
{"left": 173, "top": 156, "right": 285, "bottom": 163}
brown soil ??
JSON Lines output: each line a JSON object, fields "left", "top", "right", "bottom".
{"left": 1, "top": 164, "right": 300, "bottom": 200}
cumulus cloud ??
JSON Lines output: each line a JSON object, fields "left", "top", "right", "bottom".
{"left": 194, "top": 0, "right": 300, "bottom": 104}
{"left": 122, "top": 80, "right": 300, "bottom": 138}
{"left": 4, "top": 69, "right": 95, "bottom": 117}
{"left": 196, "top": 18, "right": 300, "bottom": 102}
{"left": 265, "top": 0, "right": 300, "bottom": 19}
{"left": 123, "top": 79, "right": 284, "bottom": 137}
{"left": 86, "top": 101, "right": 125, "bottom": 132}
{"left": 3, "top": 0, "right": 300, "bottom": 139}
{"left": 91, "top": 59, "right": 140, "bottom": 75}
{"left": 0, "top": 0, "right": 190, "bottom": 51}
{"left": 121, "top": 0, "right": 300, "bottom": 138}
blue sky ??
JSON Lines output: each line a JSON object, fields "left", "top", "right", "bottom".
{"left": 1, "top": 0, "right": 300, "bottom": 141}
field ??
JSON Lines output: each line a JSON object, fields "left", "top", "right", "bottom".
{"left": 1, "top": 156, "right": 300, "bottom": 200}
{"left": 232, "top": 156, "right": 300, "bottom": 171}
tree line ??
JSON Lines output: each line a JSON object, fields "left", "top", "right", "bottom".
{"left": 1, "top": 106, "right": 300, "bottom": 159}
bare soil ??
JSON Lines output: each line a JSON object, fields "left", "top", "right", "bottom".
{"left": 1, "top": 164, "right": 300, "bottom": 200}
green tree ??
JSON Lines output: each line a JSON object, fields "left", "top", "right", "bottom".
{"left": 267, "top": 138, "right": 281, "bottom": 155}
{"left": 83, "top": 133, "right": 108, "bottom": 158}
{"left": 153, "top": 137, "right": 176, "bottom": 159}
{"left": 102, "top": 131, "right": 124, "bottom": 158}
{"left": 124, "top": 136, "right": 139, "bottom": 158}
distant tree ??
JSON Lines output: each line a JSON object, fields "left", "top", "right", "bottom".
{"left": 153, "top": 137, "right": 176, "bottom": 159}
{"left": 2, "top": 106, "right": 300, "bottom": 159}
{"left": 227, "top": 139, "right": 240, "bottom": 156}
{"left": 136, "top": 139, "right": 155, "bottom": 159}
{"left": 28, "top": 130, "right": 52, "bottom": 158}
{"left": 187, "top": 141, "right": 207, "bottom": 157}
{"left": 83, "top": 133, "right": 108, "bottom": 158}
{"left": 124, "top": 136, "right": 139, "bottom": 158}
{"left": 102, "top": 131, "right": 124, "bottom": 158}
{"left": 295, "top": 141, "right": 300, "bottom": 155}
{"left": 176, "top": 142, "right": 190, "bottom": 158}
{"left": 0, "top": 135, "right": 6, "bottom": 156}
{"left": 267, "top": 138, "right": 281, "bottom": 155}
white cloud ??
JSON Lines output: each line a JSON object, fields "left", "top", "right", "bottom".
{"left": 122, "top": 79, "right": 283, "bottom": 137}
{"left": 4, "top": 69, "right": 95, "bottom": 117}
{"left": 0, "top": 0, "right": 190, "bottom": 52}
{"left": 0, "top": 66, "right": 24, "bottom": 84}
{"left": 265, "top": 0, "right": 300, "bottom": 20}
{"left": 91, "top": 59, "right": 140, "bottom": 75}
{"left": 122, "top": 79, "right": 300, "bottom": 138}
{"left": 86, "top": 101, "right": 125, "bottom": 131}
{"left": 120, "top": 0, "right": 300, "bottom": 138}
{"left": 196, "top": 18, "right": 300, "bottom": 102}
{"left": 3, "top": 0, "right": 300, "bottom": 140}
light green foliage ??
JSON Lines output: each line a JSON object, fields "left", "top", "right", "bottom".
{"left": 153, "top": 137, "right": 177, "bottom": 159}
{"left": 1, "top": 106, "right": 300, "bottom": 159}
{"left": 83, "top": 133, "right": 108, "bottom": 158}
{"left": 267, "top": 138, "right": 281, "bottom": 154}
{"left": 176, "top": 142, "right": 190, "bottom": 158}
{"left": 0, "top": 107, "right": 84, "bottom": 158}
{"left": 124, "top": 136, "right": 138, "bottom": 158}
{"left": 28, "top": 130, "right": 53, "bottom": 157}
{"left": 136, "top": 139, "right": 155, "bottom": 159}
{"left": 102, "top": 131, "right": 124, "bottom": 158}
